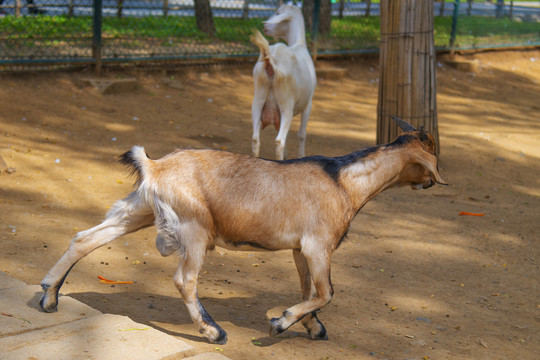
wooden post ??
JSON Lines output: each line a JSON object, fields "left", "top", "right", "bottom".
{"left": 450, "top": 0, "right": 460, "bottom": 51}
{"left": 92, "top": 0, "right": 103, "bottom": 76}
{"left": 312, "top": 0, "right": 321, "bottom": 65}
{"left": 377, "top": 0, "right": 440, "bottom": 155}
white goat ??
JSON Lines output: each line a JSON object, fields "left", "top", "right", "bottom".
{"left": 251, "top": 4, "right": 316, "bottom": 160}
{"left": 40, "top": 118, "right": 447, "bottom": 344}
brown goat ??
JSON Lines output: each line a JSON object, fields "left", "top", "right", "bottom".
{"left": 40, "top": 118, "right": 446, "bottom": 344}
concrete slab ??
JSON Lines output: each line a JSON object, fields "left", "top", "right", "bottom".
{"left": 162, "top": 78, "right": 184, "bottom": 90}
{"left": 0, "top": 285, "right": 101, "bottom": 337}
{"left": 0, "top": 271, "right": 27, "bottom": 289}
{"left": 316, "top": 66, "right": 348, "bottom": 80}
{"left": 444, "top": 57, "right": 480, "bottom": 72}
{"left": 0, "top": 314, "right": 195, "bottom": 360}
{"left": 183, "top": 353, "right": 232, "bottom": 360}
{"left": 77, "top": 78, "right": 140, "bottom": 95}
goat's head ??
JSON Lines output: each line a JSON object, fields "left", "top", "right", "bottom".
{"left": 263, "top": 4, "right": 301, "bottom": 41}
{"left": 390, "top": 116, "right": 448, "bottom": 190}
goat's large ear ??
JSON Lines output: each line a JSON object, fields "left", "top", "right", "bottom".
{"left": 416, "top": 152, "right": 448, "bottom": 186}
{"left": 392, "top": 116, "right": 417, "bottom": 132}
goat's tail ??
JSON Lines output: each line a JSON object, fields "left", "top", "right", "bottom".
{"left": 120, "top": 146, "right": 151, "bottom": 186}
{"left": 250, "top": 30, "right": 275, "bottom": 78}
{"left": 120, "top": 146, "right": 184, "bottom": 257}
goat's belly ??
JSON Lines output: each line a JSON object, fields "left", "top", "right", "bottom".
{"left": 214, "top": 237, "right": 272, "bottom": 252}
{"left": 213, "top": 236, "right": 299, "bottom": 252}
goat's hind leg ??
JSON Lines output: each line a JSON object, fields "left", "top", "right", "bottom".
{"left": 297, "top": 101, "right": 312, "bottom": 158}
{"left": 251, "top": 85, "right": 269, "bottom": 158}
{"left": 40, "top": 194, "right": 154, "bottom": 312}
{"left": 275, "top": 106, "right": 293, "bottom": 160}
{"left": 172, "top": 227, "right": 227, "bottom": 344}
{"left": 292, "top": 249, "right": 328, "bottom": 340}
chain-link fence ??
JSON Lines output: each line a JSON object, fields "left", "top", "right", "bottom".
{"left": 1, "top": 1, "right": 539, "bottom": 71}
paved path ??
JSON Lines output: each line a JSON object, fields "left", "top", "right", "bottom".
{"left": 0, "top": 271, "right": 230, "bottom": 360}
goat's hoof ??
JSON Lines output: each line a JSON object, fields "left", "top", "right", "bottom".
{"left": 39, "top": 295, "right": 58, "bottom": 313}
{"left": 269, "top": 317, "right": 285, "bottom": 337}
{"left": 308, "top": 325, "right": 328, "bottom": 340}
{"left": 212, "top": 329, "right": 228, "bottom": 345}
{"left": 39, "top": 284, "right": 59, "bottom": 313}
{"left": 203, "top": 325, "right": 228, "bottom": 345}
{"left": 308, "top": 316, "right": 328, "bottom": 340}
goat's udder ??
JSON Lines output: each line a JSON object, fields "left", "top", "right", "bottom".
{"left": 262, "top": 103, "right": 281, "bottom": 130}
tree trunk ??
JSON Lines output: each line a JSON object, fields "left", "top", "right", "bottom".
{"left": 117, "top": 0, "right": 123, "bottom": 18}
{"left": 439, "top": 0, "right": 445, "bottom": 16}
{"left": 195, "top": 0, "right": 215, "bottom": 36}
{"left": 242, "top": 0, "right": 250, "bottom": 20}
{"left": 319, "top": 0, "right": 332, "bottom": 34}
{"left": 303, "top": 0, "right": 314, "bottom": 31}
{"left": 163, "top": 0, "right": 169, "bottom": 17}
{"left": 303, "top": 0, "right": 332, "bottom": 35}
{"left": 496, "top": 0, "right": 505, "bottom": 18}
{"left": 377, "top": 0, "right": 440, "bottom": 155}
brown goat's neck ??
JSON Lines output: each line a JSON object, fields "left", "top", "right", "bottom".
{"left": 338, "top": 149, "right": 405, "bottom": 211}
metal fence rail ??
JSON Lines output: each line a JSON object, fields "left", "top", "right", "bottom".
{"left": 1, "top": 1, "right": 539, "bottom": 71}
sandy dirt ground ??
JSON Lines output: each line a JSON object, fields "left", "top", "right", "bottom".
{"left": 1, "top": 49, "right": 539, "bottom": 360}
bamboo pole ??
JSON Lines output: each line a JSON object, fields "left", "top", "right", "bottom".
{"left": 377, "top": 0, "right": 440, "bottom": 155}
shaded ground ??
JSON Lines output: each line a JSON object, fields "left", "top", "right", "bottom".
{"left": 1, "top": 49, "right": 539, "bottom": 360}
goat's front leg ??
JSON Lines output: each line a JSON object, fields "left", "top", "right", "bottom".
{"left": 174, "top": 231, "right": 227, "bottom": 344}
{"left": 40, "top": 195, "right": 154, "bottom": 312}
{"left": 297, "top": 101, "right": 312, "bottom": 158}
{"left": 292, "top": 249, "right": 328, "bottom": 340}
{"left": 270, "top": 247, "right": 333, "bottom": 337}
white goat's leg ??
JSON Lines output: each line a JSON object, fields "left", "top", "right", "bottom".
{"left": 40, "top": 194, "right": 154, "bottom": 312}
{"left": 270, "top": 246, "right": 333, "bottom": 337}
{"left": 297, "top": 101, "right": 312, "bottom": 158}
{"left": 275, "top": 106, "right": 293, "bottom": 160}
{"left": 174, "top": 229, "right": 227, "bottom": 344}
{"left": 292, "top": 249, "right": 328, "bottom": 340}
{"left": 251, "top": 87, "right": 268, "bottom": 158}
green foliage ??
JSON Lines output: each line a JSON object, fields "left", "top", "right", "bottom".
{"left": 434, "top": 15, "right": 540, "bottom": 47}
{"left": 0, "top": 15, "right": 92, "bottom": 38}
{"left": 0, "top": 13, "right": 538, "bottom": 56}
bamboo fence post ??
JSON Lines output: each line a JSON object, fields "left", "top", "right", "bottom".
{"left": 377, "top": 0, "right": 440, "bottom": 156}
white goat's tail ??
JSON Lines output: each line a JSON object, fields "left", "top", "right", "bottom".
{"left": 119, "top": 146, "right": 151, "bottom": 186}
{"left": 251, "top": 30, "right": 271, "bottom": 60}
{"left": 251, "top": 30, "right": 275, "bottom": 78}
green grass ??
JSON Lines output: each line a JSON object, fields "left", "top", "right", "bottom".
{"left": 0, "top": 14, "right": 538, "bottom": 56}
{"left": 433, "top": 15, "right": 540, "bottom": 47}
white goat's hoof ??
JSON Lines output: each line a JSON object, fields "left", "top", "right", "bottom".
{"left": 40, "top": 284, "right": 59, "bottom": 313}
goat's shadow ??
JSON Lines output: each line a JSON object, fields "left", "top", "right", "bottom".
{"left": 68, "top": 290, "right": 311, "bottom": 344}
